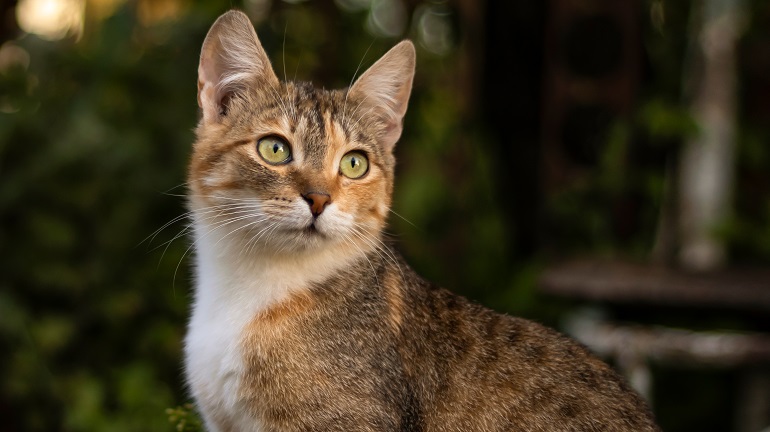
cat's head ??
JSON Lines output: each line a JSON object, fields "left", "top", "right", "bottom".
{"left": 188, "top": 10, "right": 415, "bottom": 256}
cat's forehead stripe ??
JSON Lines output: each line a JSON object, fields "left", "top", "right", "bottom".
{"left": 285, "top": 83, "right": 336, "bottom": 168}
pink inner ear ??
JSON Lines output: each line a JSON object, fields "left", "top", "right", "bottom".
{"left": 196, "top": 10, "right": 279, "bottom": 124}
{"left": 197, "top": 79, "right": 205, "bottom": 108}
{"left": 381, "top": 118, "right": 404, "bottom": 150}
{"left": 349, "top": 82, "right": 409, "bottom": 150}
{"left": 347, "top": 41, "right": 415, "bottom": 149}
{"left": 198, "top": 59, "right": 222, "bottom": 122}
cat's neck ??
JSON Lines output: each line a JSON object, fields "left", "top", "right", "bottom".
{"left": 190, "top": 221, "right": 372, "bottom": 315}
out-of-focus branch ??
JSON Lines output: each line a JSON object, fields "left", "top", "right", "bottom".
{"left": 679, "top": 0, "right": 746, "bottom": 270}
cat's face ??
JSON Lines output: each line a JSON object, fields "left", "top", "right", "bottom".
{"left": 189, "top": 83, "right": 394, "bottom": 254}
{"left": 188, "top": 11, "right": 415, "bottom": 256}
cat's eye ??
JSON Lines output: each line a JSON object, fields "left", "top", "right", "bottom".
{"left": 257, "top": 136, "right": 292, "bottom": 165}
{"left": 339, "top": 151, "right": 369, "bottom": 179}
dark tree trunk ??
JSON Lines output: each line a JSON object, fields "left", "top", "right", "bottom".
{"left": 481, "top": 0, "right": 547, "bottom": 259}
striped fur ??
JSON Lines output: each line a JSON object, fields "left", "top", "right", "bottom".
{"left": 184, "top": 10, "right": 660, "bottom": 432}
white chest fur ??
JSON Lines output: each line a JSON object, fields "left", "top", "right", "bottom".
{"left": 184, "top": 225, "right": 359, "bottom": 431}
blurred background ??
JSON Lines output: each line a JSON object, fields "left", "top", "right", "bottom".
{"left": 2, "top": 0, "right": 770, "bottom": 430}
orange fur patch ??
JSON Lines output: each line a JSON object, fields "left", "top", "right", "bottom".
{"left": 383, "top": 270, "right": 405, "bottom": 332}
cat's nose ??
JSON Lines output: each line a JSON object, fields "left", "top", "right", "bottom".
{"left": 302, "top": 192, "right": 331, "bottom": 218}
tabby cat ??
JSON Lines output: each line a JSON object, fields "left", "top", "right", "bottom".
{"left": 184, "top": 10, "right": 660, "bottom": 432}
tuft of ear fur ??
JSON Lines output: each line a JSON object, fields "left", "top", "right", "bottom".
{"left": 198, "top": 10, "right": 278, "bottom": 124}
{"left": 348, "top": 41, "right": 416, "bottom": 151}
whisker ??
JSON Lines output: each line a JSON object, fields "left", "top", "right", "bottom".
{"left": 282, "top": 21, "right": 288, "bottom": 83}
{"left": 267, "top": 83, "right": 292, "bottom": 121}
{"left": 166, "top": 192, "right": 265, "bottom": 204}
{"left": 157, "top": 223, "right": 192, "bottom": 268}
{"left": 205, "top": 214, "right": 268, "bottom": 238}
{"left": 159, "top": 181, "right": 191, "bottom": 194}
{"left": 245, "top": 221, "right": 278, "bottom": 255}
{"left": 350, "top": 222, "right": 405, "bottom": 281}
{"left": 139, "top": 211, "right": 195, "bottom": 248}
{"left": 139, "top": 202, "right": 260, "bottom": 249}
{"left": 213, "top": 214, "right": 272, "bottom": 247}
{"left": 293, "top": 52, "right": 301, "bottom": 82}
{"left": 353, "top": 104, "right": 377, "bottom": 130}
{"left": 341, "top": 41, "right": 375, "bottom": 128}
{"left": 234, "top": 219, "right": 269, "bottom": 256}
{"left": 171, "top": 211, "right": 272, "bottom": 287}
{"left": 173, "top": 238, "right": 195, "bottom": 291}
{"left": 345, "top": 95, "right": 370, "bottom": 130}
{"left": 347, "top": 230, "right": 379, "bottom": 284}
{"left": 388, "top": 208, "right": 420, "bottom": 230}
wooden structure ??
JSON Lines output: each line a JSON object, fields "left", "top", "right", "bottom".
{"left": 541, "top": 260, "right": 770, "bottom": 432}
{"left": 541, "top": 260, "right": 770, "bottom": 312}
{"left": 539, "top": 1, "right": 770, "bottom": 431}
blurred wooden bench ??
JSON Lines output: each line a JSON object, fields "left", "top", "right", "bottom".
{"left": 540, "top": 259, "right": 770, "bottom": 432}
{"left": 541, "top": 260, "right": 770, "bottom": 312}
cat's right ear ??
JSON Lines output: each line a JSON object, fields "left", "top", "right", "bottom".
{"left": 198, "top": 10, "right": 278, "bottom": 124}
{"left": 348, "top": 41, "right": 416, "bottom": 152}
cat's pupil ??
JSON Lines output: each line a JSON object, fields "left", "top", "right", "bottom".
{"left": 350, "top": 158, "right": 358, "bottom": 168}
{"left": 273, "top": 144, "right": 281, "bottom": 154}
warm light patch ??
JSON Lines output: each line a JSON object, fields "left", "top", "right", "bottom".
{"left": 16, "top": 0, "right": 84, "bottom": 41}
{"left": 137, "top": 0, "right": 185, "bottom": 25}
{"left": 87, "top": 0, "right": 126, "bottom": 21}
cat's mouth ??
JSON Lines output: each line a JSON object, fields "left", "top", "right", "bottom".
{"left": 303, "top": 222, "right": 325, "bottom": 237}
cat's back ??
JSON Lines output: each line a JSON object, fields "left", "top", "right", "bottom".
{"left": 393, "top": 264, "right": 659, "bottom": 431}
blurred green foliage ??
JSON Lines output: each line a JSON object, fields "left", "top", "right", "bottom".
{"left": 166, "top": 404, "right": 202, "bottom": 432}
{"left": 1, "top": 0, "right": 770, "bottom": 431}
{"left": 0, "top": 5, "right": 206, "bottom": 430}
{"left": 544, "top": 0, "right": 770, "bottom": 268}
{"left": 0, "top": 1, "right": 487, "bottom": 430}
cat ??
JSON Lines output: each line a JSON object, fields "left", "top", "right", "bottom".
{"left": 184, "top": 10, "right": 660, "bottom": 432}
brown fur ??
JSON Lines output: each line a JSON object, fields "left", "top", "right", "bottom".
{"left": 236, "top": 256, "right": 659, "bottom": 432}
{"left": 185, "top": 10, "right": 660, "bottom": 432}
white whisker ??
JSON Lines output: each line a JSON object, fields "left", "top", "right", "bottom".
{"left": 345, "top": 95, "right": 370, "bottom": 130}
{"left": 388, "top": 208, "right": 419, "bottom": 230}
{"left": 341, "top": 41, "right": 375, "bottom": 128}
{"left": 346, "top": 229, "right": 379, "bottom": 285}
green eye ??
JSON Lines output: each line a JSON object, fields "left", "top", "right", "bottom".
{"left": 339, "top": 151, "right": 369, "bottom": 179}
{"left": 257, "top": 136, "right": 292, "bottom": 165}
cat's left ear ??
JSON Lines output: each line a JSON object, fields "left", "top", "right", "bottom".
{"left": 348, "top": 41, "right": 416, "bottom": 151}
{"left": 198, "top": 10, "right": 279, "bottom": 124}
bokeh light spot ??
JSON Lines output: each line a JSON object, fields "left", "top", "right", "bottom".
{"left": 16, "top": 0, "right": 84, "bottom": 41}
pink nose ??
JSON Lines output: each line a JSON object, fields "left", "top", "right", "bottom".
{"left": 302, "top": 192, "right": 331, "bottom": 217}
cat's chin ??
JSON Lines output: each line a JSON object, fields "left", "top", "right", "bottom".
{"left": 244, "top": 224, "right": 335, "bottom": 255}
{"left": 302, "top": 221, "right": 324, "bottom": 235}
{"left": 286, "top": 225, "right": 329, "bottom": 250}
{"left": 257, "top": 223, "right": 375, "bottom": 258}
